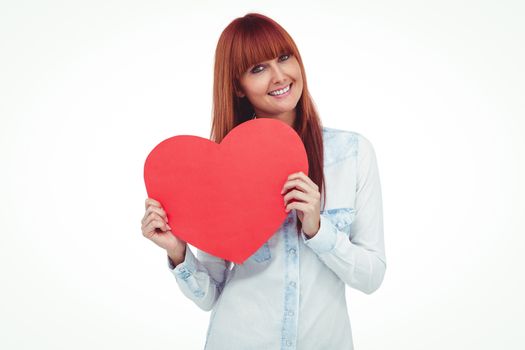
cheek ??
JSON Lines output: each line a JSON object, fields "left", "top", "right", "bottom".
{"left": 290, "top": 60, "right": 302, "bottom": 78}
{"left": 245, "top": 80, "right": 269, "bottom": 98}
{"left": 295, "top": 67, "right": 303, "bottom": 83}
{"left": 293, "top": 71, "right": 303, "bottom": 90}
{"left": 291, "top": 68, "right": 303, "bottom": 86}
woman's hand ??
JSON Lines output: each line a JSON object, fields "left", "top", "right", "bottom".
{"left": 142, "top": 198, "right": 187, "bottom": 256}
{"left": 281, "top": 171, "right": 321, "bottom": 238}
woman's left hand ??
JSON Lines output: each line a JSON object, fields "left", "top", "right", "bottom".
{"left": 281, "top": 171, "right": 321, "bottom": 238}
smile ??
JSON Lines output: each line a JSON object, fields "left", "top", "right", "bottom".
{"left": 268, "top": 83, "right": 292, "bottom": 97}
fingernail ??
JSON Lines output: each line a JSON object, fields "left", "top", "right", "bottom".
{"left": 167, "top": 224, "right": 172, "bottom": 230}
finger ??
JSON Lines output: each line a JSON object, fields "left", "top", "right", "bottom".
{"left": 281, "top": 178, "right": 314, "bottom": 195}
{"left": 142, "top": 206, "right": 152, "bottom": 224}
{"left": 143, "top": 206, "right": 167, "bottom": 223}
{"left": 145, "top": 198, "right": 161, "bottom": 210}
{"left": 143, "top": 219, "right": 169, "bottom": 236}
{"left": 285, "top": 201, "right": 315, "bottom": 214}
{"left": 143, "top": 212, "right": 167, "bottom": 229}
{"left": 287, "top": 171, "right": 319, "bottom": 191}
{"left": 283, "top": 189, "right": 311, "bottom": 206}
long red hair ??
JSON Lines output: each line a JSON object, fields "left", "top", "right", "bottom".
{"left": 210, "top": 13, "right": 326, "bottom": 233}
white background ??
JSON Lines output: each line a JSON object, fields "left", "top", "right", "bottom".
{"left": 1, "top": 0, "right": 524, "bottom": 349}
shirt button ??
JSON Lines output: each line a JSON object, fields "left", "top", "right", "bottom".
{"left": 286, "top": 340, "right": 292, "bottom": 346}
{"left": 287, "top": 310, "right": 294, "bottom": 316}
{"left": 289, "top": 248, "right": 296, "bottom": 255}
{"left": 289, "top": 281, "right": 296, "bottom": 287}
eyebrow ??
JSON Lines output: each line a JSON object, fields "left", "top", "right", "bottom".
{"left": 249, "top": 53, "right": 289, "bottom": 70}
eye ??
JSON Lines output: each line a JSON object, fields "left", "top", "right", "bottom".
{"left": 249, "top": 54, "right": 292, "bottom": 74}
{"left": 279, "top": 53, "right": 291, "bottom": 61}
{"left": 251, "top": 65, "right": 264, "bottom": 74}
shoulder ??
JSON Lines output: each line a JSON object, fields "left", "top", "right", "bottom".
{"left": 322, "top": 126, "right": 375, "bottom": 166}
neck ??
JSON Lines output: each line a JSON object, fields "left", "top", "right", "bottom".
{"left": 254, "top": 109, "right": 296, "bottom": 128}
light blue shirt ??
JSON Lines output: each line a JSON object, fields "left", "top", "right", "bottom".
{"left": 168, "top": 127, "right": 386, "bottom": 349}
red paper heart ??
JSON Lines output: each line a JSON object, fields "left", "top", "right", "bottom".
{"left": 144, "top": 118, "right": 308, "bottom": 264}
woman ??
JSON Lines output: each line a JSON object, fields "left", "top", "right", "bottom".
{"left": 141, "top": 13, "right": 386, "bottom": 350}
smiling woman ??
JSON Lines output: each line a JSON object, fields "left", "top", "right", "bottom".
{"left": 235, "top": 52, "right": 304, "bottom": 127}
{"left": 141, "top": 12, "right": 386, "bottom": 350}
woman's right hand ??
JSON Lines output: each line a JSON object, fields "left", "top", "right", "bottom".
{"left": 142, "top": 198, "right": 187, "bottom": 256}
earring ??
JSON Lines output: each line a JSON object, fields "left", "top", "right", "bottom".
{"left": 252, "top": 112, "right": 256, "bottom": 119}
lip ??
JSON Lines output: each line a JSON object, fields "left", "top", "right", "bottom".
{"left": 268, "top": 83, "right": 292, "bottom": 98}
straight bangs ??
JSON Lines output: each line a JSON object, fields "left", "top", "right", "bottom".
{"left": 231, "top": 21, "right": 300, "bottom": 80}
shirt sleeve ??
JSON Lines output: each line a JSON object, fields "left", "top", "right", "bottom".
{"left": 301, "top": 134, "right": 387, "bottom": 294}
{"left": 168, "top": 246, "right": 232, "bottom": 311}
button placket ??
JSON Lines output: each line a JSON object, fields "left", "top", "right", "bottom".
{"left": 281, "top": 214, "right": 300, "bottom": 349}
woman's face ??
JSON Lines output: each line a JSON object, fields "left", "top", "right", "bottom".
{"left": 237, "top": 53, "right": 303, "bottom": 127}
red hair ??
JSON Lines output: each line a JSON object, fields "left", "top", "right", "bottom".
{"left": 210, "top": 13, "right": 326, "bottom": 234}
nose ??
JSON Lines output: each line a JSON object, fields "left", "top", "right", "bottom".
{"left": 270, "top": 63, "right": 287, "bottom": 85}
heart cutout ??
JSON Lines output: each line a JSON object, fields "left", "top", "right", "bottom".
{"left": 144, "top": 118, "right": 308, "bottom": 264}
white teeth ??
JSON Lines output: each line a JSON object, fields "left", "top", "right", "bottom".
{"left": 269, "top": 84, "right": 291, "bottom": 96}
